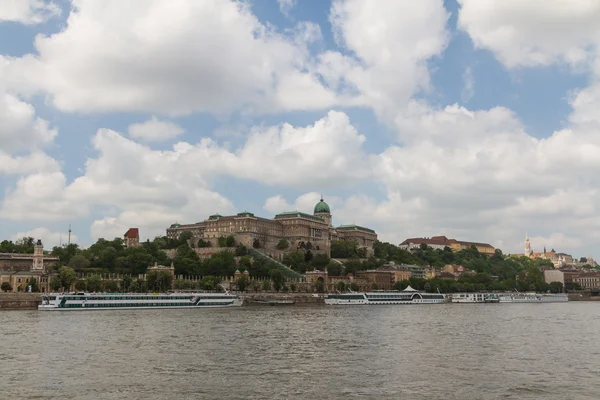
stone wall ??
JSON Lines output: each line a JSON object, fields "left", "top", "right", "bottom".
{"left": 0, "top": 293, "right": 42, "bottom": 309}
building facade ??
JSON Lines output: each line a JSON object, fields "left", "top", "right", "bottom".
{"left": 166, "top": 198, "right": 377, "bottom": 257}
{"left": 124, "top": 228, "right": 140, "bottom": 248}
{"left": 0, "top": 240, "right": 59, "bottom": 292}
{"left": 399, "top": 236, "right": 495, "bottom": 256}
{"left": 572, "top": 272, "right": 600, "bottom": 290}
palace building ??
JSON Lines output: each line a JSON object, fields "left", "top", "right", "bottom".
{"left": 398, "top": 236, "right": 496, "bottom": 256}
{"left": 166, "top": 197, "right": 377, "bottom": 256}
{"left": 0, "top": 240, "right": 59, "bottom": 292}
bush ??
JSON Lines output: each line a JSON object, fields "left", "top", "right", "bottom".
{"left": 276, "top": 239, "right": 289, "bottom": 250}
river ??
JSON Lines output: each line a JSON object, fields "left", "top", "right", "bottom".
{"left": 1, "top": 303, "right": 598, "bottom": 399}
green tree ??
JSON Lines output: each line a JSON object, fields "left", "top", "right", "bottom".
{"left": 252, "top": 280, "right": 261, "bottom": 292}
{"left": 85, "top": 275, "right": 102, "bottom": 292}
{"left": 253, "top": 239, "right": 261, "bottom": 249}
{"left": 331, "top": 241, "right": 358, "bottom": 258}
{"left": 282, "top": 284, "right": 289, "bottom": 293}
{"left": 236, "top": 276, "right": 249, "bottom": 292}
{"left": 67, "top": 254, "right": 90, "bottom": 270}
{"left": 304, "top": 250, "right": 313, "bottom": 263}
{"left": 197, "top": 239, "right": 212, "bottom": 248}
{"left": 312, "top": 253, "right": 330, "bottom": 269}
{"left": 122, "top": 275, "right": 133, "bottom": 292}
{"left": 104, "top": 280, "right": 118, "bottom": 292}
{"left": 235, "top": 244, "right": 248, "bottom": 256}
{"left": 1, "top": 282, "right": 12, "bottom": 292}
{"left": 262, "top": 280, "right": 271, "bottom": 291}
{"left": 27, "top": 278, "right": 40, "bottom": 292}
{"left": 49, "top": 277, "right": 62, "bottom": 291}
{"left": 326, "top": 262, "right": 342, "bottom": 276}
{"left": 225, "top": 235, "right": 236, "bottom": 247}
{"left": 58, "top": 267, "right": 77, "bottom": 290}
{"left": 178, "top": 231, "right": 193, "bottom": 245}
{"left": 290, "top": 283, "right": 297, "bottom": 292}
{"left": 549, "top": 281, "right": 564, "bottom": 293}
{"left": 146, "top": 270, "right": 173, "bottom": 292}
{"left": 350, "top": 282, "right": 359, "bottom": 291}
{"left": 218, "top": 236, "right": 228, "bottom": 247}
{"left": 276, "top": 239, "right": 289, "bottom": 250}
{"left": 336, "top": 281, "right": 346, "bottom": 292}
{"left": 371, "top": 283, "right": 379, "bottom": 290}
{"left": 270, "top": 270, "right": 284, "bottom": 292}
{"left": 129, "top": 280, "right": 140, "bottom": 292}
{"left": 393, "top": 280, "right": 409, "bottom": 291}
{"left": 199, "top": 276, "right": 222, "bottom": 291}
{"left": 314, "top": 280, "right": 325, "bottom": 293}
{"left": 75, "top": 280, "right": 86, "bottom": 291}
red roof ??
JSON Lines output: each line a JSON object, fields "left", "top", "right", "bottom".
{"left": 124, "top": 228, "right": 139, "bottom": 238}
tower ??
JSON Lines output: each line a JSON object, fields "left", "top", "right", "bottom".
{"left": 314, "top": 196, "right": 332, "bottom": 227}
{"left": 524, "top": 232, "right": 532, "bottom": 257}
{"left": 32, "top": 239, "right": 44, "bottom": 271}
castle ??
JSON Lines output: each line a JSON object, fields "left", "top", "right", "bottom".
{"left": 521, "top": 232, "right": 590, "bottom": 267}
{"left": 0, "top": 240, "right": 60, "bottom": 292}
{"left": 166, "top": 197, "right": 377, "bottom": 257}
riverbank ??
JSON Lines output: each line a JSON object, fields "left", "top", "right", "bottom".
{"left": 0, "top": 293, "right": 42, "bottom": 309}
{"left": 240, "top": 292, "right": 324, "bottom": 306}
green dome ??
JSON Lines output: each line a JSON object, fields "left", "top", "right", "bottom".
{"left": 314, "top": 198, "right": 330, "bottom": 214}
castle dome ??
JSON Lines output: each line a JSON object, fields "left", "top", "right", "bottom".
{"left": 314, "top": 198, "right": 330, "bottom": 214}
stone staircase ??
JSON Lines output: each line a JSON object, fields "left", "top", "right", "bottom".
{"left": 248, "top": 248, "right": 304, "bottom": 279}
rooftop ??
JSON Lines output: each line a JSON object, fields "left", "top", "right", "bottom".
{"left": 124, "top": 228, "right": 139, "bottom": 238}
{"left": 274, "top": 211, "right": 325, "bottom": 223}
{"left": 336, "top": 224, "right": 376, "bottom": 234}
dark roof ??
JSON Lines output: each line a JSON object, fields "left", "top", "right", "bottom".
{"left": 274, "top": 211, "right": 325, "bottom": 223}
{"left": 399, "top": 236, "right": 451, "bottom": 246}
{"left": 124, "top": 228, "right": 139, "bottom": 238}
{"left": 336, "top": 224, "right": 376, "bottom": 234}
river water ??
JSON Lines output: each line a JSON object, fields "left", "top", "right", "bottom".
{"left": 1, "top": 303, "right": 599, "bottom": 399}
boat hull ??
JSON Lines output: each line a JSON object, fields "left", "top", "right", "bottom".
{"left": 498, "top": 294, "right": 568, "bottom": 303}
{"left": 325, "top": 291, "right": 446, "bottom": 305}
{"left": 38, "top": 292, "right": 243, "bottom": 310}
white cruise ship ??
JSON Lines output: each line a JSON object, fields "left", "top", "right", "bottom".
{"left": 452, "top": 293, "right": 499, "bottom": 303}
{"left": 39, "top": 292, "right": 242, "bottom": 311}
{"left": 498, "top": 293, "right": 568, "bottom": 303}
{"left": 325, "top": 286, "right": 446, "bottom": 305}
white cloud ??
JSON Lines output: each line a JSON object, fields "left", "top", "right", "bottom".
{"left": 0, "top": 93, "right": 58, "bottom": 153}
{"left": 128, "top": 116, "right": 184, "bottom": 142}
{"left": 1, "top": 112, "right": 370, "bottom": 239}
{"left": 233, "top": 111, "right": 371, "bottom": 188}
{"left": 461, "top": 66, "right": 475, "bottom": 103}
{"left": 320, "top": 0, "right": 449, "bottom": 117}
{"left": 10, "top": 0, "right": 338, "bottom": 115}
{"left": 264, "top": 192, "right": 324, "bottom": 215}
{"left": 13, "top": 227, "right": 78, "bottom": 249}
{"left": 0, "top": 172, "right": 87, "bottom": 221}
{"left": 0, "top": 0, "right": 60, "bottom": 24}
{"left": 458, "top": 0, "right": 600, "bottom": 69}
{"left": 277, "top": 0, "right": 296, "bottom": 17}
{"left": 528, "top": 233, "right": 583, "bottom": 252}
{"left": 0, "top": 152, "right": 60, "bottom": 175}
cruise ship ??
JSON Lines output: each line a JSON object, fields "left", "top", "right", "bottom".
{"left": 325, "top": 286, "right": 446, "bottom": 305}
{"left": 498, "top": 293, "right": 568, "bottom": 303}
{"left": 451, "top": 293, "right": 499, "bottom": 303}
{"left": 39, "top": 292, "right": 243, "bottom": 310}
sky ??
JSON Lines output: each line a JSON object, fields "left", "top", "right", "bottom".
{"left": 1, "top": 0, "right": 600, "bottom": 259}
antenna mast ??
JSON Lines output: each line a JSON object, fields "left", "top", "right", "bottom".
{"left": 68, "top": 224, "right": 72, "bottom": 246}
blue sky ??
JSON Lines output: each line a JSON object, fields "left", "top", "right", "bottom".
{"left": 1, "top": 0, "right": 600, "bottom": 259}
